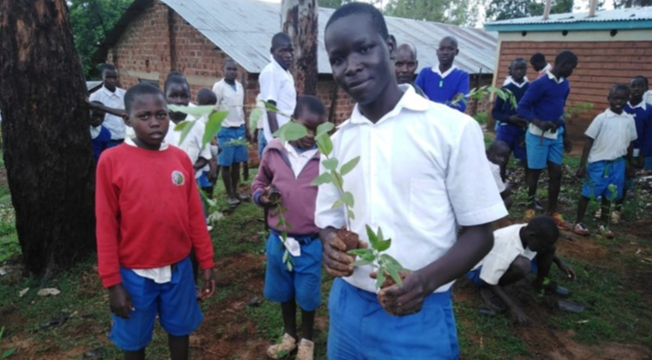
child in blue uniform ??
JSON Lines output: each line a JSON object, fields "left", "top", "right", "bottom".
{"left": 89, "top": 101, "right": 111, "bottom": 165}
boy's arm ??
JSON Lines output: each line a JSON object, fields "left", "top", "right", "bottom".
{"left": 576, "top": 136, "right": 594, "bottom": 178}
{"left": 251, "top": 153, "right": 273, "bottom": 207}
{"left": 516, "top": 81, "right": 545, "bottom": 123}
{"left": 184, "top": 159, "right": 215, "bottom": 270}
{"left": 491, "top": 93, "right": 508, "bottom": 123}
{"left": 552, "top": 255, "right": 576, "bottom": 279}
{"left": 533, "top": 247, "right": 556, "bottom": 289}
{"left": 87, "top": 100, "right": 126, "bottom": 118}
{"left": 454, "top": 72, "right": 470, "bottom": 112}
{"left": 95, "top": 156, "right": 122, "bottom": 288}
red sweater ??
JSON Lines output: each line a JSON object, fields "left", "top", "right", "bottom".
{"left": 95, "top": 143, "right": 214, "bottom": 288}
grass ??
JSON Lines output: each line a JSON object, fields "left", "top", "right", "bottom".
{"left": 0, "top": 152, "right": 651, "bottom": 359}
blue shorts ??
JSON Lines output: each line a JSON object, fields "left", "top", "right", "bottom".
{"left": 645, "top": 156, "right": 652, "bottom": 171}
{"left": 109, "top": 256, "right": 203, "bottom": 351}
{"left": 258, "top": 131, "right": 268, "bottom": 159}
{"left": 526, "top": 129, "right": 563, "bottom": 170}
{"left": 581, "top": 159, "right": 625, "bottom": 201}
{"left": 467, "top": 260, "right": 538, "bottom": 286}
{"left": 217, "top": 125, "right": 249, "bottom": 166}
{"left": 496, "top": 124, "right": 527, "bottom": 161}
{"left": 264, "top": 232, "right": 322, "bottom": 311}
{"left": 196, "top": 171, "right": 212, "bottom": 188}
{"left": 327, "top": 278, "right": 459, "bottom": 360}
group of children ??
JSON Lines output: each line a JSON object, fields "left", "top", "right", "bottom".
{"left": 91, "top": 2, "right": 650, "bottom": 359}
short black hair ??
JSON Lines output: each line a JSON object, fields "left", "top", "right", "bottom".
{"left": 90, "top": 101, "right": 106, "bottom": 116}
{"left": 554, "top": 50, "right": 578, "bottom": 66}
{"left": 440, "top": 36, "right": 458, "bottom": 49}
{"left": 293, "top": 95, "right": 326, "bottom": 119}
{"left": 271, "top": 32, "right": 292, "bottom": 50}
{"left": 511, "top": 57, "right": 527, "bottom": 67}
{"left": 124, "top": 83, "right": 165, "bottom": 114}
{"left": 530, "top": 53, "right": 546, "bottom": 64}
{"left": 164, "top": 71, "right": 189, "bottom": 94}
{"left": 488, "top": 140, "right": 510, "bottom": 154}
{"left": 197, "top": 88, "right": 217, "bottom": 106}
{"left": 526, "top": 216, "right": 559, "bottom": 244}
{"left": 631, "top": 75, "right": 649, "bottom": 86}
{"left": 325, "top": 2, "right": 389, "bottom": 40}
{"left": 100, "top": 63, "right": 117, "bottom": 76}
{"left": 610, "top": 83, "right": 631, "bottom": 96}
{"left": 223, "top": 58, "right": 237, "bottom": 68}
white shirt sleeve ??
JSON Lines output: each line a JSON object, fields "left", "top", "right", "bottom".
{"left": 315, "top": 153, "right": 347, "bottom": 230}
{"left": 259, "top": 69, "right": 281, "bottom": 103}
{"left": 584, "top": 115, "right": 602, "bottom": 140}
{"left": 446, "top": 120, "right": 508, "bottom": 226}
{"left": 479, "top": 250, "right": 521, "bottom": 285}
{"left": 489, "top": 162, "right": 506, "bottom": 193}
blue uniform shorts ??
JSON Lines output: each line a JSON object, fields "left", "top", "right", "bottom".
{"left": 467, "top": 260, "right": 538, "bottom": 286}
{"left": 327, "top": 278, "right": 459, "bottom": 360}
{"left": 525, "top": 129, "right": 563, "bottom": 170}
{"left": 257, "top": 131, "right": 268, "bottom": 160}
{"left": 264, "top": 232, "right": 322, "bottom": 311}
{"left": 196, "top": 171, "right": 212, "bottom": 188}
{"left": 109, "top": 256, "right": 203, "bottom": 351}
{"left": 217, "top": 125, "right": 249, "bottom": 166}
{"left": 581, "top": 158, "right": 625, "bottom": 201}
{"left": 496, "top": 124, "right": 527, "bottom": 161}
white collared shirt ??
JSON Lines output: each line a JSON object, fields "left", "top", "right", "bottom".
{"left": 538, "top": 63, "right": 552, "bottom": 76}
{"left": 502, "top": 76, "right": 529, "bottom": 87}
{"left": 165, "top": 115, "right": 212, "bottom": 179}
{"left": 628, "top": 99, "right": 647, "bottom": 110}
{"left": 259, "top": 59, "right": 297, "bottom": 142}
{"left": 430, "top": 64, "right": 457, "bottom": 79}
{"left": 315, "top": 85, "right": 508, "bottom": 294}
{"left": 489, "top": 162, "right": 506, "bottom": 193}
{"left": 123, "top": 137, "right": 172, "bottom": 283}
{"left": 89, "top": 85, "right": 127, "bottom": 140}
{"left": 285, "top": 142, "right": 318, "bottom": 178}
{"left": 212, "top": 79, "right": 245, "bottom": 128}
{"left": 586, "top": 108, "right": 637, "bottom": 163}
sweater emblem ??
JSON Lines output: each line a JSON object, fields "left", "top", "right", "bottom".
{"left": 171, "top": 170, "right": 185, "bottom": 186}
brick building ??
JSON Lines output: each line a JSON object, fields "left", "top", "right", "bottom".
{"left": 96, "top": 0, "right": 498, "bottom": 127}
{"left": 485, "top": 7, "right": 652, "bottom": 139}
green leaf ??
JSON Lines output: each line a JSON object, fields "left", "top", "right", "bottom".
{"left": 351, "top": 259, "right": 372, "bottom": 267}
{"left": 331, "top": 172, "right": 344, "bottom": 190}
{"left": 341, "top": 191, "right": 354, "bottom": 208}
{"left": 360, "top": 251, "right": 376, "bottom": 263}
{"left": 202, "top": 111, "right": 228, "bottom": 149}
{"left": 340, "top": 156, "right": 360, "bottom": 176}
{"left": 347, "top": 209, "right": 356, "bottom": 220}
{"left": 168, "top": 104, "right": 215, "bottom": 118}
{"left": 248, "top": 107, "right": 264, "bottom": 134}
{"left": 273, "top": 121, "right": 308, "bottom": 143}
{"left": 380, "top": 253, "right": 403, "bottom": 268}
{"left": 316, "top": 134, "right": 333, "bottom": 156}
{"left": 311, "top": 172, "right": 333, "bottom": 186}
{"left": 331, "top": 200, "right": 344, "bottom": 209}
{"left": 386, "top": 267, "right": 403, "bottom": 287}
{"left": 348, "top": 248, "right": 373, "bottom": 257}
{"left": 323, "top": 158, "right": 339, "bottom": 171}
{"left": 174, "top": 120, "right": 196, "bottom": 147}
{"left": 376, "top": 226, "right": 384, "bottom": 242}
{"left": 376, "top": 238, "right": 391, "bottom": 252}
{"left": 282, "top": 250, "right": 289, "bottom": 263}
{"left": 4, "top": 348, "right": 16, "bottom": 358}
{"left": 263, "top": 100, "right": 280, "bottom": 113}
{"left": 316, "top": 122, "right": 334, "bottom": 139}
{"left": 366, "top": 225, "right": 380, "bottom": 250}
{"left": 376, "top": 271, "right": 386, "bottom": 289}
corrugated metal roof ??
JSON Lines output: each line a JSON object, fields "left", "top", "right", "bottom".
{"left": 486, "top": 6, "right": 652, "bottom": 26}
{"left": 160, "top": 0, "right": 497, "bottom": 75}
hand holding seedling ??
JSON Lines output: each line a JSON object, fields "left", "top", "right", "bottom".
{"left": 377, "top": 270, "right": 431, "bottom": 316}
{"left": 199, "top": 269, "right": 216, "bottom": 300}
{"left": 108, "top": 284, "right": 134, "bottom": 319}
{"left": 320, "top": 229, "right": 367, "bottom": 278}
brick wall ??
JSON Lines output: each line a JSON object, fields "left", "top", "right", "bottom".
{"left": 495, "top": 40, "right": 652, "bottom": 139}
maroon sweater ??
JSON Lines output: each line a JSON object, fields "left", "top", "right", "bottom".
{"left": 251, "top": 139, "right": 320, "bottom": 235}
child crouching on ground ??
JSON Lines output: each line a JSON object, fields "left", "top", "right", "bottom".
{"left": 95, "top": 83, "right": 215, "bottom": 360}
{"left": 573, "top": 84, "right": 637, "bottom": 238}
{"left": 251, "top": 96, "right": 326, "bottom": 360}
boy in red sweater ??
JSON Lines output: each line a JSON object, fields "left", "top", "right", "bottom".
{"left": 252, "top": 96, "right": 325, "bottom": 360}
{"left": 95, "top": 83, "right": 216, "bottom": 360}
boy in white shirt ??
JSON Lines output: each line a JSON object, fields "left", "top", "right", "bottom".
{"left": 316, "top": 4, "right": 507, "bottom": 359}
{"left": 467, "top": 216, "right": 576, "bottom": 325}
{"left": 89, "top": 64, "right": 127, "bottom": 147}
{"left": 573, "top": 84, "right": 638, "bottom": 238}
{"left": 487, "top": 141, "right": 513, "bottom": 210}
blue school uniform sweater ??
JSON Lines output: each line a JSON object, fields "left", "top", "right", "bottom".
{"left": 625, "top": 102, "right": 652, "bottom": 157}
{"left": 415, "top": 66, "right": 470, "bottom": 112}
{"left": 492, "top": 81, "right": 530, "bottom": 125}
{"left": 92, "top": 126, "right": 111, "bottom": 162}
{"left": 516, "top": 75, "right": 570, "bottom": 127}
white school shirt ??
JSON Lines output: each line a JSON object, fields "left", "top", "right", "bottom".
{"left": 585, "top": 108, "right": 638, "bottom": 164}
{"left": 212, "top": 79, "right": 245, "bottom": 128}
{"left": 314, "top": 85, "right": 508, "bottom": 294}
{"left": 285, "top": 142, "right": 318, "bottom": 178}
{"left": 259, "top": 59, "right": 297, "bottom": 142}
{"left": 471, "top": 224, "right": 537, "bottom": 285}
{"left": 89, "top": 85, "right": 127, "bottom": 140}
{"left": 489, "top": 162, "right": 506, "bottom": 193}
{"left": 502, "top": 76, "right": 529, "bottom": 88}
{"left": 431, "top": 64, "right": 458, "bottom": 78}
{"left": 165, "top": 115, "right": 212, "bottom": 179}
{"left": 538, "top": 63, "right": 552, "bottom": 77}
{"left": 644, "top": 90, "right": 652, "bottom": 105}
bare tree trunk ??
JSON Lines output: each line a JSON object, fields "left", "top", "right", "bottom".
{"left": 281, "top": 0, "right": 319, "bottom": 96}
{"left": 0, "top": 0, "right": 96, "bottom": 278}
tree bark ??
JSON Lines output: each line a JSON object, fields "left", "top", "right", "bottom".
{"left": 281, "top": 0, "right": 319, "bottom": 96}
{"left": 0, "top": 0, "right": 96, "bottom": 278}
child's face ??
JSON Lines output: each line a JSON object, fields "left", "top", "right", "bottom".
{"left": 125, "top": 93, "right": 170, "bottom": 149}
{"left": 608, "top": 89, "right": 629, "bottom": 114}
{"left": 511, "top": 62, "right": 527, "bottom": 82}
{"left": 436, "top": 39, "right": 458, "bottom": 66}
{"left": 629, "top": 79, "right": 647, "bottom": 100}
{"left": 291, "top": 109, "right": 326, "bottom": 150}
{"left": 325, "top": 14, "right": 395, "bottom": 105}
{"left": 272, "top": 40, "right": 294, "bottom": 70}
{"left": 557, "top": 61, "right": 576, "bottom": 79}
{"left": 224, "top": 62, "right": 238, "bottom": 82}
{"left": 166, "top": 82, "right": 190, "bottom": 120}
{"left": 488, "top": 147, "right": 510, "bottom": 168}
{"left": 102, "top": 69, "right": 119, "bottom": 92}
{"left": 89, "top": 110, "right": 105, "bottom": 127}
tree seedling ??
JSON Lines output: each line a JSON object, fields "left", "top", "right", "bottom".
{"left": 267, "top": 185, "right": 295, "bottom": 272}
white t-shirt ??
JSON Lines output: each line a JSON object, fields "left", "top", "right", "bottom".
{"left": 165, "top": 115, "right": 212, "bottom": 178}
{"left": 89, "top": 85, "right": 127, "bottom": 140}
{"left": 472, "top": 224, "right": 537, "bottom": 285}
{"left": 489, "top": 162, "right": 506, "bottom": 193}
{"left": 212, "top": 79, "right": 245, "bottom": 128}
{"left": 315, "top": 85, "right": 508, "bottom": 294}
{"left": 585, "top": 109, "right": 638, "bottom": 164}
{"left": 258, "top": 59, "right": 296, "bottom": 142}
{"left": 285, "top": 142, "right": 318, "bottom": 179}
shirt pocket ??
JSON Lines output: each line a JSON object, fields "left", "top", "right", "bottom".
{"left": 408, "top": 179, "right": 447, "bottom": 232}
